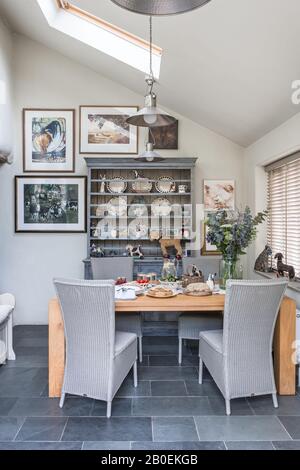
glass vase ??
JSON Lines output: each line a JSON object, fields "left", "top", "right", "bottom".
{"left": 219, "top": 259, "right": 243, "bottom": 289}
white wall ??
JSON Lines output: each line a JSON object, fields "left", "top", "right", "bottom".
{"left": 0, "top": 34, "right": 244, "bottom": 324}
{"left": 0, "top": 17, "right": 13, "bottom": 157}
{"left": 244, "top": 112, "right": 300, "bottom": 307}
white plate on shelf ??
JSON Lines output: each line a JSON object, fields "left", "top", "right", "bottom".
{"left": 107, "top": 196, "right": 127, "bottom": 217}
{"left": 151, "top": 197, "right": 172, "bottom": 217}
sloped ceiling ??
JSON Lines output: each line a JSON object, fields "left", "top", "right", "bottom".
{"left": 1, "top": 0, "right": 300, "bottom": 146}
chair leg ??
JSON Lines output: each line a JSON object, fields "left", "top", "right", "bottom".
{"left": 272, "top": 393, "right": 279, "bottom": 409}
{"left": 139, "top": 336, "right": 143, "bottom": 363}
{"left": 59, "top": 392, "right": 66, "bottom": 408}
{"left": 178, "top": 338, "right": 182, "bottom": 365}
{"left": 107, "top": 401, "right": 112, "bottom": 418}
{"left": 198, "top": 357, "right": 203, "bottom": 384}
{"left": 133, "top": 360, "right": 138, "bottom": 388}
{"left": 225, "top": 399, "right": 231, "bottom": 416}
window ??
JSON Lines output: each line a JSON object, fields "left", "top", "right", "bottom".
{"left": 37, "top": 0, "right": 162, "bottom": 77}
{"left": 266, "top": 154, "right": 300, "bottom": 278}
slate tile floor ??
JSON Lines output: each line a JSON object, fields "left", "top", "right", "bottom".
{"left": 0, "top": 326, "right": 300, "bottom": 450}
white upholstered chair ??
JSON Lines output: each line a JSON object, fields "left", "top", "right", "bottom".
{"left": 91, "top": 257, "right": 143, "bottom": 362}
{"left": 0, "top": 293, "right": 16, "bottom": 364}
{"left": 178, "top": 257, "right": 222, "bottom": 364}
{"left": 199, "top": 279, "right": 288, "bottom": 415}
{"left": 54, "top": 278, "right": 138, "bottom": 418}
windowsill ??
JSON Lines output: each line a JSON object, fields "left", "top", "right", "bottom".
{"left": 254, "top": 270, "right": 300, "bottom": 294}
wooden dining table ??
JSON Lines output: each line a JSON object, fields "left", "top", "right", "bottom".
{"left": 48, "top": 293, "right": 296, "bottom": 398}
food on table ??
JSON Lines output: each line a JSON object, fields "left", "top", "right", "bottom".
{"left": 115, "top": 277, "right": 127, "bottom": 285}
{"left": 146, "top": 286, "right": 176, "bottom": 298}
{"left": 184, "top": 282, "right": 212, "bottom": 296}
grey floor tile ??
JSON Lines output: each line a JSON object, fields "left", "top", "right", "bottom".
{"left": 0, "top": 397, "right": 18, "bottom": 415}
{"left": 116, "top": 379, "right": 151, "bottom": 397}
{"left": 131, "top": 441, "right": 225, "bottom": 450}
{"left": 0, "top": 417, "right": 24, "bottom": 441}
{"left": 208, "top": 397, "right": 254, "bottom": 416}
{"left": 9, "top": 397, "right": 94, "bottom": 417}
{"left": 0, "top": 441, "right": 82, "bottom": 450}
{"left": 151, "top": 381, "right": 187, "bottom": 397}
{"left": 13, "top": 326, "right": 48, "bottom": 339}
{"left": 5, "top": 357, "right": 48, "bottom": 368}
{"left": 194, "top": 416, "right": 291, "bottom": 441}
{"left": 143, "top": 337, "right": 178, "bottom": 345}
{"left": 132, "top": 397, "right": 212, "bottom": 416}
{"left": 149, "top": 355, "right": 198, "bottom": 366}
{"left": 273, "top": 440, "right": 300, "bottom": 450}
{"left": 153, "top": 417, "right": 198, "bottom": 442}
{"left": 91, "top": 399, "right": 132, "bottom": 417}
{"left": 185, "top": 380, "right": 222, "bottom": 397}
{"left": 14, "top": 337, "right": 48, "bottom": 348}
{"left": 83, "top": 441, "right": 131, "bottom": 450}
{"left": 278, "top": 416, "right": 300, "bottom": 439}
{"left": 142, "top": 344, "right": 181, "bottom": 356}
{"left": 138, "top": 366, "right": 198, "bottom": 381}
{"left": 15, "top": 417, "right": 67, "bottom": 442}
{"left": 249, "top": 395, "right": 300, "bottom": 415}
{"left": 0, "top": 367, "right": 47, "bottom": 397}
{"left": 225, "top": 441, "right": 274, "bottom": 450}
{"left": 62, "top": 417, "right": 152, "bottom": 442}
{"left": 14, "top": 347, "right": 48, "bottom": 357}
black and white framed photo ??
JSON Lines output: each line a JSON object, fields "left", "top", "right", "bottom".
{"left": 23, "top": 109, "right": 75, "bottom": 173}
{"left": 15, "top": 176, "right": 87, "bottom": 233}
{"left": 80, "top": 106, "right": 139, "bottom": 154}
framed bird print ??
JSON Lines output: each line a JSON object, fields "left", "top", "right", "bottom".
{"left": 23, "top": 109, "right": 75, "bottom": 172}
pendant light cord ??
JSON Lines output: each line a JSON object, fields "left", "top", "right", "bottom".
{"left": 148, "top": 15, "right": 154, "bottom": 95}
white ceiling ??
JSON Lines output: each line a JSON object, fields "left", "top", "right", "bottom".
{"left": 1, "top": 0, "right": 300, "bottom": 146}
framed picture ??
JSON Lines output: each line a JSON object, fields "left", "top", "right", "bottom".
{"left": 23, "top": 109, "right": 75, "bottom": 172}
{"left": 15, "top": 176, "right": 87, "bottom": 233}
{"left": 204, "top": 179, "right": 235, "bottom": 211}
{"left": 201, "top": 222, "right": 221, "bottom": 256}
{"left": 148, "top": 120, "right": 178, "bottom": 150}
{"left": 80, "top": 106, "right": 139, "bottom": 154}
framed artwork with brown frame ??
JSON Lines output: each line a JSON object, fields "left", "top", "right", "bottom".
{"left": 23, "top": 108, "right": 75, "bottom": 173}
{"left": 148, "top": 120, "right": 178, "bottom": 150}
{"left": 79, "top": 105, "right": 139, "bottom": 154}
{"left": 15, "top": 176, "right": 87, "bottom": 233}
{"left": 201, "top": 221, "right": 221, "bottom": 256}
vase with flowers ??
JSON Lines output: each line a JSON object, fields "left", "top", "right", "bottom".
{"left": 206, "top": 207, "right": 267, "bottom": 289}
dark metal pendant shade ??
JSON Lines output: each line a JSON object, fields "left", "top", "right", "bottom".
{"left": 135, "top": 142, "right": 164, "bottom": 162}
{"left": 111, "top": 0, "right": 211, "bottom": 16}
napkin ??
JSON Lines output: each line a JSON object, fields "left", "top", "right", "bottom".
{"left": 115, "top": 287, "right": 136, "bottom": 300}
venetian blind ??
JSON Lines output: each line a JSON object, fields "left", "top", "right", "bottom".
{"left": 266, "top": 154, "right": 300, "bottom": 277}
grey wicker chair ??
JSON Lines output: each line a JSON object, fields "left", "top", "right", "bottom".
{"left": 199, "top": 279, "right": 288, "bottom": 415}
{"left": 54, "top": 278, "right": 138, "bottom": 418}
{"left": 91, "top": 257, "right": 143, "bottom": 362}
{"left": 178, "top": 257, "right": 222, "bottom": 364}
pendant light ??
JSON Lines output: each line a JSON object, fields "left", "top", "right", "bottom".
{"left": 126, "top": 16, "right": 177, "bottom": 128}
{"left": 135, "top": 129, "right": 164, "bottom": 162}
{"left": 111, "top": 0, "right": 211, "bottom": 16}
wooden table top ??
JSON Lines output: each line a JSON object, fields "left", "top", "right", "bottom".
{"left": 115, "top": 293, "right": 225, "bottom": 312}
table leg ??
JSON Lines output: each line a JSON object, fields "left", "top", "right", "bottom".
{"left": 274, "top": 297, "right": 296, "bottom": 395}
{"left": 48, "top": 299, "right": 65, "bottom": 398}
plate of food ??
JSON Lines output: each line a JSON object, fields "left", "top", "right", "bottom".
{"left": 184, "top": 282, "right": 212, "bottom": 296}
{"left": 146, "top": 286, "right": 178, "bottom": 298}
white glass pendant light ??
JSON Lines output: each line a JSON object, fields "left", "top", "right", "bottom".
{"left": 126, "top": 16, "right": 177, "bottom": 128}
{"left": 111, "top": 0, "right": 211, "bottom": 16}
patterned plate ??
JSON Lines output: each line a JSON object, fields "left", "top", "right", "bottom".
{"left": 107, "top": 177, "right": 127, "bottom": 194}
{"left": 155, "top": 176, "right": 176, "bottom": 193}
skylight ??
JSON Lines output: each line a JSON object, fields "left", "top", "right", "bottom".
{"left": 37, "top": 0, "right": 162, "bottom": 78}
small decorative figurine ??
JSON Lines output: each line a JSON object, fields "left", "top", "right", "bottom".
{"left": 90, "top": 244, "right": 105, "bottom": 258}
{"left": 254, "top": 245, "right": 273, "bottom": 272}
{"left": 99, "top": 174, "right": 106, "bottom": 193}
{"left": 126, "top": 244, "right": 144, "bottom": 259}
{"left": 274, "top": 253, "right": 295, "bottom": 280}
{"left": 186, "top": 264, "right": 202, "bottom": 278}
{"left": 150, "top": 232, "right": 183, "bottom": 260}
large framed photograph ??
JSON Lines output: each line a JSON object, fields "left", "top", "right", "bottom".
{"left": 15, "top": 176, "right": 87, "bottom": 233}
{"left": 148, "top": 120, "right": 178, "bottom": 150}
{"left": 201, "top": 221, "right": 221, "bottom": 256}
{"left": 204, "top": 179, "right": 235, "bottom": 211}
{"left": 23, "top": 109, "right": 75, "bottom": 172}
{"left": 80, "top": 106, "right": 139, "bottom": 154}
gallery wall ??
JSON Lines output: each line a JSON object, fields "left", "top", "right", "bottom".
{"left": 0, "top": 34, "right": 245, "bottom": 324}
